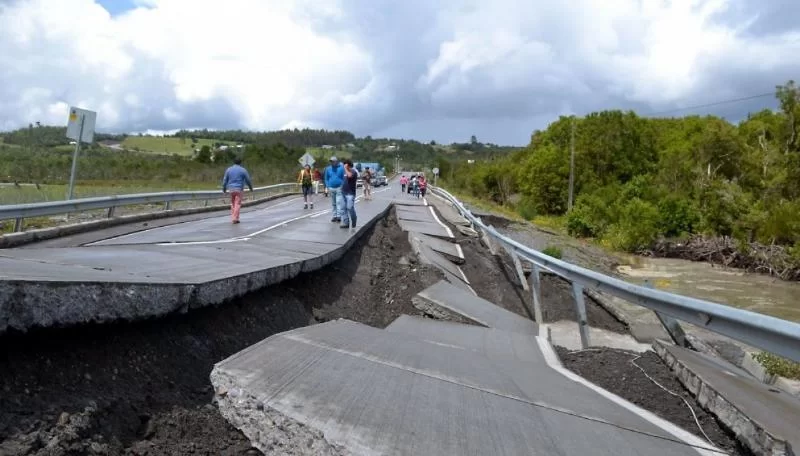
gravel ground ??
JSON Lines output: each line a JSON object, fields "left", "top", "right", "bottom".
{"left": 556, "top": 347, "right": 752, "bottom": 455}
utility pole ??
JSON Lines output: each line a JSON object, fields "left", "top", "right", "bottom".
{"left": 568, "top": 117, "right": 576, "bottom": 211}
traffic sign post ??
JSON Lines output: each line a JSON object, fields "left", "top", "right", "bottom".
{"left": 65, "top": 107, "right": 97, "bottom": 200}
{"left": 298, "top": 152, "right": 315, "bottom": 167}
{"left": 432, "top": 167, "right": 440, "bottom": 186}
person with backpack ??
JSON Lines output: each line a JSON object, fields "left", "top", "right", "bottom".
{"left": 324, "top": 156, "right": 345, "bottom": 222}
{"left": 221, "top": 157, "right": 254, "bottom": 224}
{"left": 298, "top": 164, "right": 314, "bottom": 209}
{"left": 339, "top": 159, "right": 359, "bottom": 229}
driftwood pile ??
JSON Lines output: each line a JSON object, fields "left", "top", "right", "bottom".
{"left": 644, "top": 235, "right": 800, "bottom": 281}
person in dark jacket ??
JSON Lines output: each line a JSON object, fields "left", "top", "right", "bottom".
{"left": 339, "top": 159, "right": 359, "bottom": 229}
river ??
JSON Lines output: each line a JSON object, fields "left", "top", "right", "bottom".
{"left": 616, "top": 256, "right": 800, "bottom": 323}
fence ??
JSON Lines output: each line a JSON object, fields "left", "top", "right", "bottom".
{"left": 0, "top": 183, "right": 299, "bottom": 233}
{"left": 430, "top": 186, "right": 800, "bottom": 363}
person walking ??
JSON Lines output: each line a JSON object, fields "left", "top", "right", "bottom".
{"left": 339, "top": 159, "right": 359, "bottom": 229}
{"left": 312, "top": 166, "right": 323, "bottom": 196}
{"left": 298, "top": 164, "right": 314, "bottom": 209}
{"left": 324, "top": 156, "right": 345, "bottom": 222}
{"left": 418, "top": 174, "right": 428, "bottom": 198}
{"left": 400, "top": 174, "right": 408, "bottom": 193}
{"left": 362, "top": 166, "right": 373, "bottom": 201}
{"left": 222, "top": 157, "right": 253, "bottom": 224}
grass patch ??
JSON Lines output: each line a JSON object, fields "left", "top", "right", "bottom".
{"left": 531, "top": 215, "right": 567, "bottom": 234}
{"left": 752, "top": 352, "right": 800, "bottom": 380}
{"left": 0, "top": 181, "right": 213, "bottom": 205}
{"left": 449, "top": 192, "right": 524, "bottom": 222}
{"left": 541, "top": 246, "right": 563, "bottom": 259}
{"left": 121, "top": 137, "right": 234, "bottom": 156}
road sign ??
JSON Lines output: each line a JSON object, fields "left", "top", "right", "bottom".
{"left": 66, "top": 107, "right": 96, "bottom": 144}
{"left": 432, "top": 167, "right": 440, "bottom": 176}
{"left": 298, "top": 152, "right": 315, "bottom": 167}
{"left": 65, "top": 106, "right": 97, "bottom": 201}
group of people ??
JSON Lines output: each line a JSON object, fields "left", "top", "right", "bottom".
{"left": 399, "top": 173, "right": 427, "bottom": 198}
{"left": 221, "top": 155, "right": 371, "bottom": 228}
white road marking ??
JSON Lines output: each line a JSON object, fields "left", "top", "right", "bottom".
{"left": 86, "top": 196, "right": 303, "bottom": 245}
{"left": 428, "top": 206, "right": 454, "bottom": 238}
{"left": 534, "top": 337, "right": 722, "bottom": 456}
{"left": 155, "top": 186, "right": 393, "bottom": 246}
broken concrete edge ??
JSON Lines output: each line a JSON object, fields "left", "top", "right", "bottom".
{"left": 0, "top": 192, "right": 299, "bottom": 249}
{"left": 210, "top": 368, "right": 346, "bottom": 455}
{"left": 410, "top": 294, "right": 482, "bottom": 327}
{"left": 653, "top": 339, "right": 793, "bottom": 456}
{"left": 0, "top": 204, "right": 391, "bottom": 336}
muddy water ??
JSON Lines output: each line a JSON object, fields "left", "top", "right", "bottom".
{"left": 616, "top": 256, "right": 800, "bottom": 323}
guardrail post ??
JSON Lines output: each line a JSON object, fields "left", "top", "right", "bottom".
{"left": 571, "top": 283, "right": 591, "bottom": 349}
{"left": 511, "top": 251, "right": 530, "bottom": 292}
{"left": 644, "top": 280, "right": 688, "bottom": 347}
{"left": 107, "top": 206, "right": 116, "bottom": 218}
{"left": 531, "top": 264, "right": 544, "bottom": 324}
{"left": 164, "top": 201, "right": 172, "bottom": 211}
{"left": 14, "top": 217, "right": 24, "bottom": 233}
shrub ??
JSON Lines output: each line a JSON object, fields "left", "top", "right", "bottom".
{"left": 516, "top": 196, "right": 537, "bottom": 220}
{"left": 752, "top": 352, "right": 800, "bottom": 380}
{"left": 567, "top": 194, "right": 613, "bottom": 238}
{"left": 607, "top": 198, "right": 661, "bottom": 251}
{"left": 658, "top": 196, "right": 700, "bottom": 237}
{"left": 541, "top": 246, "right": 563, "bottom": 259}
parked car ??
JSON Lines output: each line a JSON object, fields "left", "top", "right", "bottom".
{"left": 374, "top": 175, "right": 387, "bottom": 186}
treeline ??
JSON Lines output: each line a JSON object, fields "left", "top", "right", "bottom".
{"left": 0, "top": 143, "right": 303, "bottom": 185}
{"left": 172, "top": 128, "right": 355, "bottom": 148}
{"left": 444, "top": 81, "right": 800, "bottom": 256}
{"left": 1, "top": 126, "right": 126, "bottom": 147}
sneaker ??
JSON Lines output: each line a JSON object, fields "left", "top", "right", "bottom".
{"left": 310, "top": 203, "right": 314, "bottom": 209}
{"left": 303, "top": 204, "right": 308, "bottom": 209}
{"left": 339, "top": 223, "right": 350, "bottom": 229}
{"left": 232, "top": 220, "right": 240, "bottom": 224}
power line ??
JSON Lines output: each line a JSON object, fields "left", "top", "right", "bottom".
{"left": 644, "top": 91, "right": 775, "bottom": 117}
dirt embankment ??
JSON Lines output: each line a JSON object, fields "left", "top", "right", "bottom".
{"left": 0, "top": 208, "right": 441, "bottom": 456}
{"left": 450, "top": 210, "right": 628, "bottom": 334}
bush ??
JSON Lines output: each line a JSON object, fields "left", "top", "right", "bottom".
{"left": 658, "top": 196, "right": 699, "bottom": 237}
{"left": 516, "top": 196, "right": 537, "bottom": 220}
{"left": 541, "top": 246, "right": 563, "bottom": 259}
{"left": 607, "top": 198, "right": 661, "bottom": 251}
{"left": 752, "top": 352, "right": 800, "bottom": 380}
{"left": 567, "top": 194, "right": 612, "bottom": 238}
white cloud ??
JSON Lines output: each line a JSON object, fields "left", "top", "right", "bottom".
{"left": 0, "top": 0, "right": 799, "bottom": 144}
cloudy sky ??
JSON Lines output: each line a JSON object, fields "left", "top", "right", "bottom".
{"left": 0, "top": 0, "right": 798, "bottom": 145}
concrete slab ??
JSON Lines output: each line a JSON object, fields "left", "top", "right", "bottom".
{"left": 425, "top": 192, "right": 472, "bottom": 226}
{"left": 413, "top": 280, "right": 538, "bottom": 335}
{"left": 0, "top": 192, "right": 394, "bottom": 334}
{"left": 212, "top": 320, "right": 715, "bottom": 456}
{"left": 411, "top": 238, "right": 469, "bottom": 283}
{"left": 546, "top": 320, "right": 653, "bottom": 352}
{"left": 655, "top": 340, "right": 800, "bottom": 456}
{"left": 397, "top": 219, "right": 453, "bottom": 239}
{"left": 411, "top": 232, "right": 464, "bottom": 264}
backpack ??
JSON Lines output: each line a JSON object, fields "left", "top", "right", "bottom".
{"left": 300, "top": 170, "right": 312, "bottom": 186}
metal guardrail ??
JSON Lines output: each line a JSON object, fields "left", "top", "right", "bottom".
{"left": 431, "top": 186, "right": 800, "bottom": 363}
{"left": 0, "top": 183, "right": 299, "bottom": 232}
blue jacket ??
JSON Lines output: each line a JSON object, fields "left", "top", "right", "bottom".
{"left": 222, "top": 164, "right": 253, "bottom": 191}
{"left": 324, "top": 163, "right": 345, "bottom": 188}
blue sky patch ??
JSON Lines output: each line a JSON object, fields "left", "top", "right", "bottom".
{"left": 96, "top": 0, "right": 138, "bottom": 16}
